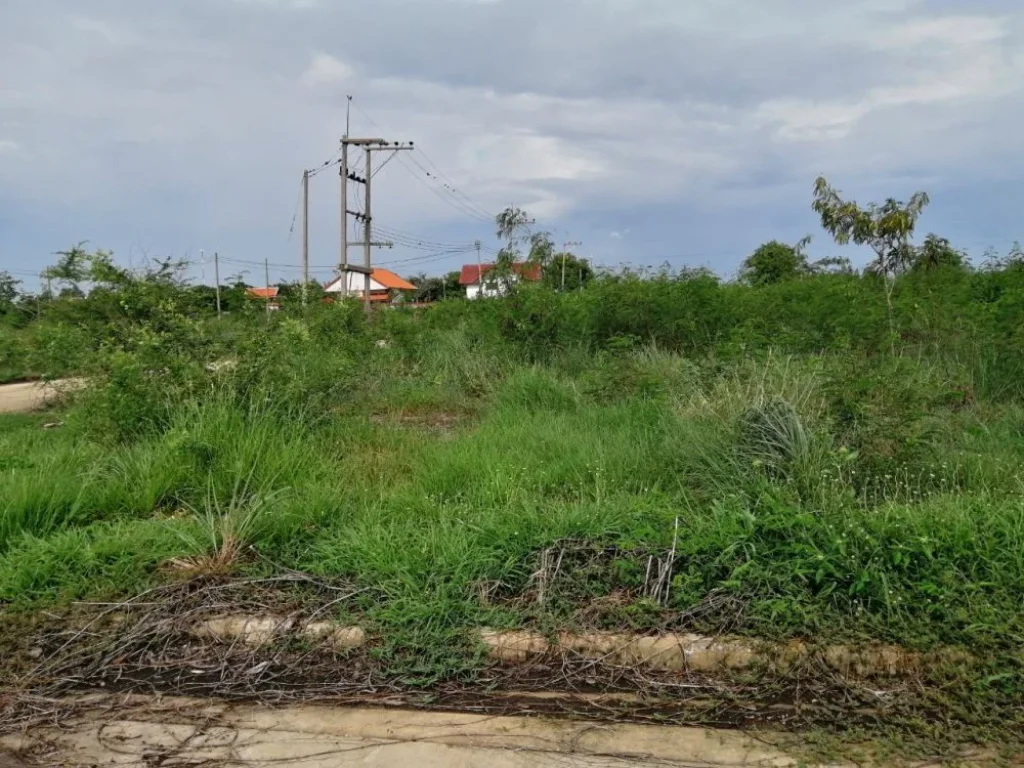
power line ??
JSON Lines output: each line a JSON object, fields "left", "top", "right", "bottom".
{"left": 404, "top": 151, "right": 496, "bottom": 220}
{"left": 377, "top": 247, "right": 477, "bottom": 268}
{"left": 1, "top": 269, "right": 42, "bottom": 276}
{"left": 414, "top": 146, "right": 497, "bottom": 220}
{"left": 370, "top": 224, "right": 476, "bottom": 248}
{"left": 351, "top": 102, "right": 496, "bottom": 225}
{"left": 395, "top": 158, "right": 496, "bottom": 223}
{"left": 307, "top": 157, "right": 341, "bottom": 178}
{"left": 354, "top": 99, "right": 497, "bottom": 219}
{"left": 287, "top": 173, "right": 305, "bottom": 241}
{"left": 370, "top": 225, "right": 476, "bottom": 252}
{"left": 371, "top": 150, "right": 401, "bottom": 179}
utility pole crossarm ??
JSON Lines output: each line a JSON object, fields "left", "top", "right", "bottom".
{"left": 339, "top": 136, "right": 415, "bottom": 315}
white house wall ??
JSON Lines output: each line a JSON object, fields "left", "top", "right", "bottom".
{"left": 324, "top": 274, "right": 388, "bottom": 293}
{"left": 466, "top": 274, "right": 521, "bottom": 299}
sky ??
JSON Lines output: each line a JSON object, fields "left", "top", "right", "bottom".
{"left": 2, "top": 0, "right": 1023, "bottom": 287}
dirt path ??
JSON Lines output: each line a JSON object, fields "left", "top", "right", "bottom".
{"left": 0, "top": 695, "right": 816, "bottom": 767}
{"left": 0, "top": 379, "right": 78, "bottom": 414}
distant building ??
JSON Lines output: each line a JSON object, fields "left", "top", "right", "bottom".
{"left": 245, "top": 286, "right": 280, "bottom": 311}
{"left": 323, "top": 268, "right": 417, "bottom": 305}
{"left": 459, "top": 262, "right": 541, "bottom": 299}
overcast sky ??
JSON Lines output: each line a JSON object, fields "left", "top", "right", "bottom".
{"left": 2, "top": 0, "right": 1023, "bottom": 286}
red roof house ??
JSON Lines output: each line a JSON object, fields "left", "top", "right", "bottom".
{"left": 245, "top": 287, "right": 280, "bottom": 300}
{"left": 323, "top": 268, "right": 417, "bottom": 305}
{"left": 459, "top": 262, "right": 541, "bottom": 299}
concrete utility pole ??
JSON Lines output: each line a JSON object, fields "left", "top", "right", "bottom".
{"left": 340, "top": 143, "right": 348, "bottom": 297}
{"left": 340, "top": 137, "right": 415, "bottom": 316}
{"left": 214, "top": 251, "right": 222, "bottom": 318}
{"left": 264, "top": 258, "right": 271, "bottom": 316}
{"left": 363, "top": 146, "right": 372, "bottom": 313}
{"left": 562, "top": 241, "right": 582, "bottom": 291}
{"left": 475, "top": 240, "right": 482, "bottom": 299}
{"left": 302, "top": 169, "right": 310, "bottom": 305}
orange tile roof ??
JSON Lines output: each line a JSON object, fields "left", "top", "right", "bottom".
{"left": 371, "top": 268, "right": 416, "bottom": 291}
{"left": 246, "top": 287, "right": 279, "bottom": 299}
{"left": 459, "top": 262, "right": 541, "bottom": 285}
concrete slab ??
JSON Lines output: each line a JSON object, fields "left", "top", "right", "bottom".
{"left": 0, "top": 379, "right": 80, "bottom": 414}
{"left": 0, "top": 696, "right": 816, "bottom": 767}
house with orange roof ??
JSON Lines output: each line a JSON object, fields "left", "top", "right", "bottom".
{"left": 323, "top": 268, "right": 417, "bottom": 305}
{"left": 245, "top": 286, "right": 281, "bottom": 311}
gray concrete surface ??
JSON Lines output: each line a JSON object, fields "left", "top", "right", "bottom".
{"left": 0, "top": 379, "right": 78, "bottom": 414}
{"left": 0, "top": 696, "right": 811, "bottom": 767}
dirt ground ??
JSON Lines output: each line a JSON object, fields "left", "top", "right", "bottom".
{"left": 0, "top": 380, "right": 77, "bottom": 415}
{"left": 0, "top": 695, "right": 819, "bottom": 767}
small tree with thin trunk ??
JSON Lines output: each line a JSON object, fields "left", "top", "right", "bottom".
{"left": 494, "top": 206, "right": 535, "bottom": 294}
{"left": 812, "top": 176, "right": 929, "bottom": 354}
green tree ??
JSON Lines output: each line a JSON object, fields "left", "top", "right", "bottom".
{"left": 0, "top": 271, "right": 20, "bottom": 312}
{"left": 911, "top": 234, "right": 967, "bottom": 272}
{"left": 544, "top": 251, "right": 594, "bottom": 291}
{"left": 807, "top": 256, "right": 854, "bottom": 275}
{"left": 493, "top": 206, "right": 536, "bottom": 294}
{"left": 44, "top": 244, "right": 91, "bottom": 296}
{"left": 982, "top": 241, "right": 1024, "bottom": 272}
{"left": 527, "top": 232, "right": 555, "bottom": 265}
{"left": 740, "top": 237, "right": 811, "bottom": 285}
{"left": 812, "top": 176, "right": 930, "bottom": 354}
{"left": 411, "top": 271, "right": 463, "bottom": 302}
{"left": 85, "top": 249, "right": 132, "bottom": 287}
{"left": 495, "top": 206, "right": 533, "bottom": 246}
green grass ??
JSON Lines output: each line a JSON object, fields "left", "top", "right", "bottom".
{"left": 1, "top": 348, "right": 1022, "bottom": 651}
{"left": 2, "top": 305, "right": 1024, "bottom": 743}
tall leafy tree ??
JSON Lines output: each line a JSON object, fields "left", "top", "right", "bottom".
{"left": 493, "top": 206, "right": 536, "bottom": 293}
{"left": 495, "top": 206, "right": 533, "bottom": 246}
{"left": 544, "top": 251, "right": 594, "bottom": 291}
{"left": 911, "top": 234, "right": 967, "bottom": 272}
{"left": 0, "top": 271, "right": 20, "bottom": 311}
{"left": 410, "top": 271, "right": 463, "bottom": 302}
{"left": 740, "top": 237, "right": 811, "bottom": 286}
{"left": 44, "top": 244, "right": 91, "bottom": 296}
{"left": 812, "top": 176, "right": 930, "bottom": 354}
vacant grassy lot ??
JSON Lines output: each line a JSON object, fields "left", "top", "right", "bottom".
{"left": 2, "top": 260, "right": 1024, "bottom": 750}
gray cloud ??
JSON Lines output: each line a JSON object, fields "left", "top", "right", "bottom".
{"left": 1, "top": 0, "right": 1022, "bottom": 276}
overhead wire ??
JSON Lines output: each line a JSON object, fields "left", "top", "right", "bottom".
{"left": 377, "top": 247, "right": 478, "bottom": 269}
{"left": 351, "top": 103, "right": 496, "bottom": 225}
{"left": 286, "top": 174, "right": 305, "bottom": 242}
{"left": 307, "top": 157, "right": 341, "bottom": 178}
{"left": 413, "top": 146, "right": 497, "bottom": 220}
{"left": 370, "top": 150, "right": 401, "bottom": 179}
{"left": 403, "top": 151, "right": 496, "bottom": 221}
{"left": 371, "top": 225, "right": 476, "bottom": 252}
